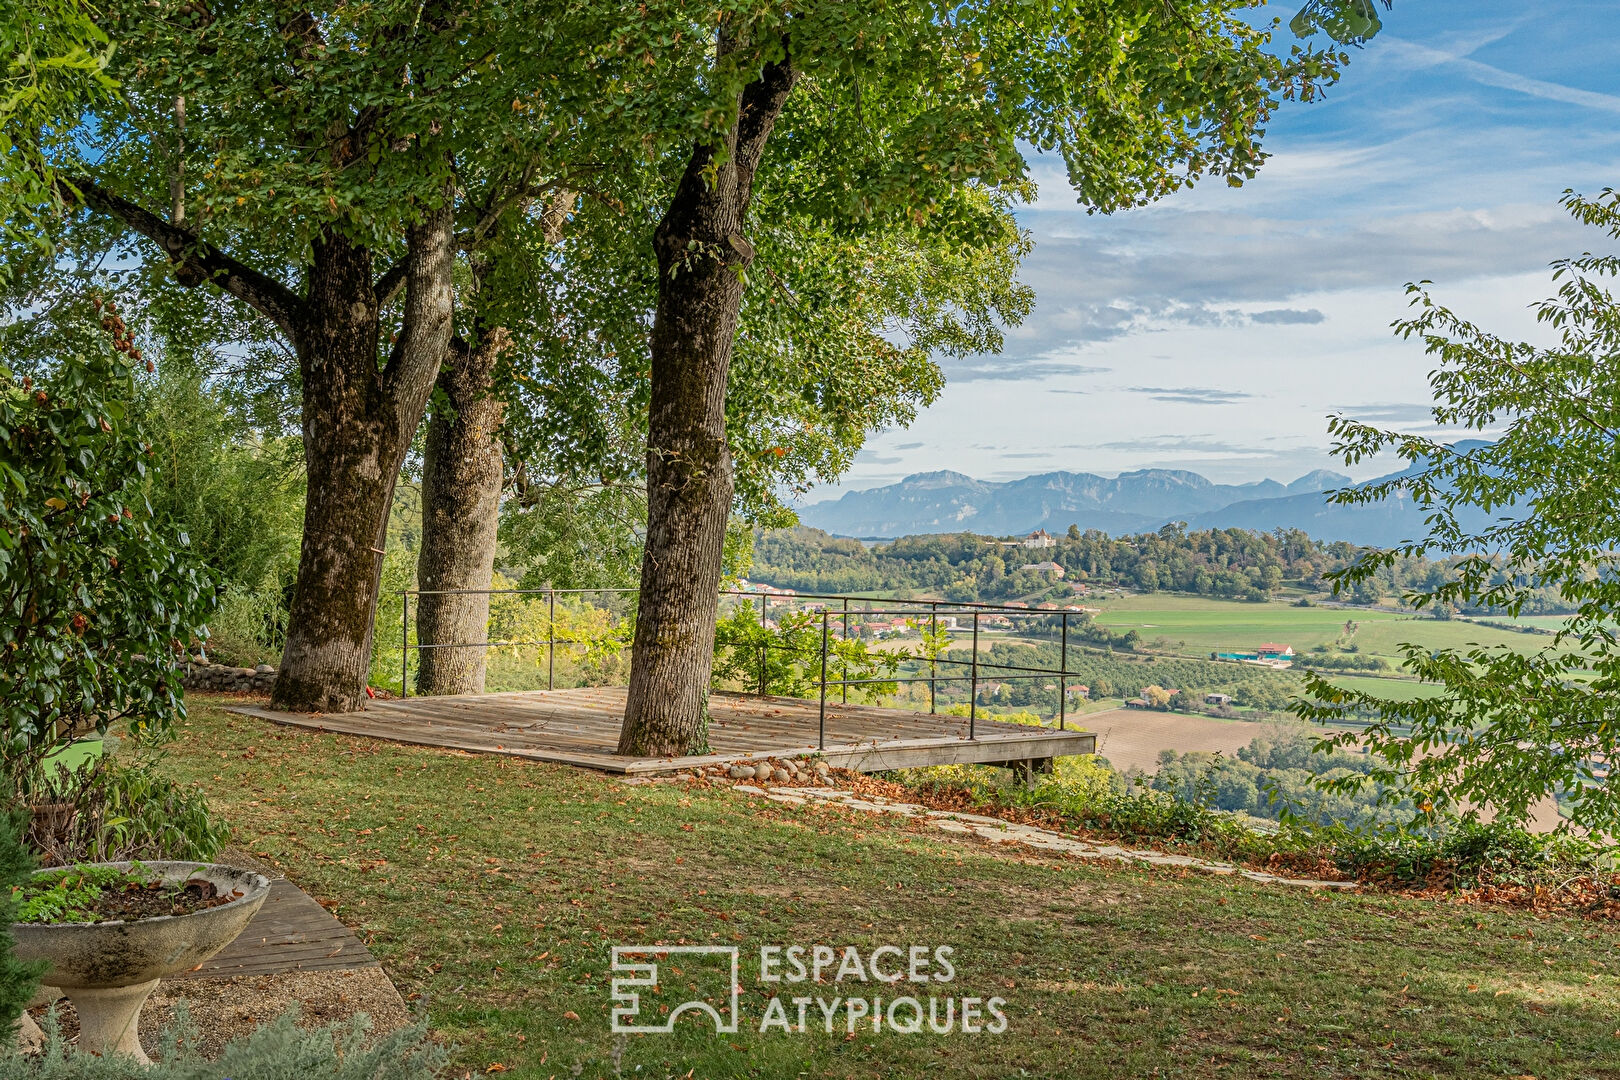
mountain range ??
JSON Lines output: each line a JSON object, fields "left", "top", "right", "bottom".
{"left": 795, "top": 463, "right": 1459, "bottom": 548}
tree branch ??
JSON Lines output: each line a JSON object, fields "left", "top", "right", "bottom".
{"left": 60, "top": 175, "right": 305, "bottom": 340}
{"left": 374, "top": 258, "right": 409, "bottom": 307}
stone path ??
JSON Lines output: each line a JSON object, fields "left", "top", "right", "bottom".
{"left": 732, "top": 784, "right": 1358, "bottom": 890}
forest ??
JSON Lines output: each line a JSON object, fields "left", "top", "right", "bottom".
{"left": 1141, "top": 731, "right": 1416, "bottom": 829}
{"left": 749, "top": 524, "right": 1576, "bottom": 612}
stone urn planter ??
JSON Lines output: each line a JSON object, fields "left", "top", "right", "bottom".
{"left": 12, "top": 861, "right": 270, "bottom": 1062}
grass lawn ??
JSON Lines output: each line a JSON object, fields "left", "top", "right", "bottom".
{"left": 44, "top": 738, "right": 103, "bottom": 772}
{"left": 166, "top": 702, "right": 1620, "bottom": 1079}
{"left": 1088, "top": 594, "right": 1580, "bottom": 671}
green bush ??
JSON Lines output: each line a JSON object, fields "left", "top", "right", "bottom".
{"left": 1319, "top": 820, "right": 1610, "bottom": 889}
{"left": 0, "top": 322, "right": 215, "bottom": 769}
{"left": 0, "top": 808, "right": 44, "bottom": 1045}
{"left": 6, "top": 1007, "right": 447, "bottom": 1078}
{"left": 891, "top": 752, "right": 1610, "bottom": 890}
{"left": 14, "top": 738, "right": 227, "bottom": 867}
{"left": 898, "top": 763, "right": 1274, "bottom": 865}
{"left": 204, "top": 581, "right": 289, "bottom": 669}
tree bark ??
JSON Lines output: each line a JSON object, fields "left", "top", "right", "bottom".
{"left": 271, "top": 204, "right": 456, "bottom": 712}
{"left": 412, "top": 192, "right": 569, "bottom": 696}
{"left": 414, "top": 330, "right": 508, "bottom": 695}
{"left": 618, "top": 35, "right": 797, "bottom": 757}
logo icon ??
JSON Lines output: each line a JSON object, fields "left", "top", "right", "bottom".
{"left": 610, "top": 946, "right": 740, "bottom": 1034}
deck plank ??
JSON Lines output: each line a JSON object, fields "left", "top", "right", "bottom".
{"left": 231, "top": 688, "right": 1094, "bottom": 776}
{"left": 167, "top": 878, "right": 378, "bottom": 980}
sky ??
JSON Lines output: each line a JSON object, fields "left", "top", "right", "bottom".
{"left": 800, "top": 0, "right": 1620, "bottom": 504}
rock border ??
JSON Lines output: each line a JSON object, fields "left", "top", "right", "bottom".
{"left": 181, "top": 659, "right": 278, "bottom": 695}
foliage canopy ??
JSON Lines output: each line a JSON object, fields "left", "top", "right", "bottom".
{"left": 1300, "top": 190, "right": 1620, "bottom": 833}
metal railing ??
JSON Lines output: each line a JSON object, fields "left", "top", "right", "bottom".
{"left": 399, "top": 587, "right": 1093, "bottom": 749}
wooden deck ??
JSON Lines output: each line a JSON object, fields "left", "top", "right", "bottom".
{"left": 233, "top": 687, "right": 1096, "bottom": 775}
{"left": 168, "top": 878, "right": 378, "bottom": 980}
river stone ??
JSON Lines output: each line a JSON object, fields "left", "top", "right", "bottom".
{"left": 772, "top": 768, "right": 791, "bottom": 783}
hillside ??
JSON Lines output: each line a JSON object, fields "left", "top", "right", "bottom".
{"left": 798, "top": 467, "right": 1355, "bottom": 539}
{"left": 748, "top": 521, "right": 1572, "bottom": 613}
{"left": 795, "top": 452, "right": 1520, "bottom": 548}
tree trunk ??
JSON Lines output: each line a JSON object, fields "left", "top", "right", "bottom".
{"left": 272, "top": 204, "right": 455, "bottom": 712}
{"left": 410, "top": 195, "right": 571, "bottom": 697}
{"left": 618, "top": 37, "right": 797, "bottom": 757}
{"left": 414, "top": 332, "right": 508, "bottom": 695}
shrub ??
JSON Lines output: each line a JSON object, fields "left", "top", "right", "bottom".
{"left": 1320, "top": 820, "right": 1609, "bottom": 888}
{"left": 204, "top": 581, "right": 288, "bottom": 669}
{"left": 12, "top": 738, "right": 227, "bottom": 867}
{"left": 0, "top": 807, "right": 43, "bottom": 1044}
{"left": 0, "top": 320, "right": 215, "bottom": 772}
{"left": 889, "top": 750, "right": 1608, "bottom": 891}
{"left": 5, "top": 1007, "right": 447, "bottom": 1079}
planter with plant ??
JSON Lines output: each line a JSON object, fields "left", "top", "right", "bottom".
{"left": 11, "top": 860, "right": 269, "bottom": 1062}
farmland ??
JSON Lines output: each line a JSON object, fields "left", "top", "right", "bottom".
{"left": 1085, "top": 593, "right": 1570, "bottom": 671}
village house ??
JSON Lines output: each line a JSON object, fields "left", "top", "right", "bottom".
{"left": 1022, "top": 529, "right": 1057, "bottom": 549}
{"left": 1019, "top": 561, "right": 1066, "bottom": 577}
{"left": 1256, "top": 643, "right": 1295, "bottom": 658}
{"left": 1204, "top": 692, "right": 1233, "bottom": 706}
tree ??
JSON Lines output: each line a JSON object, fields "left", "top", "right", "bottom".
{"left": 0, "top": 0, "right": 115, "bottom": 260}
{"left": 459, "top": 148, "right": 1026, "bottom": 695}
{"left": 12, "top": 0, "right": 688, "bottom": 711}
{"left": 1299, "top": 190, "right": 1620, "bottom": 832}
{"left": 1289, "top": 0, "right": 1393, "bottom": 45}
{"left": 616, "top": 2, "right": 1348, "bottom": 756}
{"left": 0, "top": 311, "right": 213, "bottom": 769}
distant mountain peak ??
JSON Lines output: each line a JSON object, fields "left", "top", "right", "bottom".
{"left": 901, "top": 469, "right": 980, "bottom": 487}
{"left": 796, "top": 459, "right": 1488, "bottom": 548}
{"left": 1113, "top": 468, "right": 1212, "bottom": 487}
{"left": 1288, "top": 469, "right": 1352, "bottom": 493}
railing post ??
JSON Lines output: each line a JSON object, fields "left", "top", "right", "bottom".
{"left": 841, "top": 598, "right": 850, "bottom": 705}
{"left": 547, "top": 589, "right": 556, "bottom": 691}
{"left": 401, "top": 590, "right": 409, "bottom": 699}
{"left": 969, "top": 611, "right": 979, "bottom": 740}
{"left": 759, "top": 593, "right": 768, "bottom": 695}
{"left": 1059, "top": 612, "right": 1068, "bottom": 731}
{"left": 929, "top": 603, "right": 938, "bottom": 715}
{"left": 818, "top": 610, "right": 830, "bottom": 750}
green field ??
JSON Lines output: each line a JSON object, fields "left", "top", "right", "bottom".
{"left": 1087, "top": 594, "right": 1576, "bottom": 672}
{"left": 1317, "top": 674, "right": 1448, "bottom": 702}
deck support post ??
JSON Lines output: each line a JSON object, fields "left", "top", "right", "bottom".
{"left": 841, "top": 598, "right": 850, "bottom": 705}
{"left": 969, "top": 612, "right": 979, "bottom": 740}
{"left": 1059, "top": 612, "right": 1067, "bottom": 731}
{"left": 929, "top": 603, "right": 938, "bottom": 715}
{"left": 818, "top": 610, "right": 830, "bottom": 750}
{"left": 401, "top": 590, "right": 409, "bottom": 699}
{"left": 547, "top": 590, "right": 556, "bottom": 690}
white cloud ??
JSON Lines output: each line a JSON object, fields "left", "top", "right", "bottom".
{"left": 798, "top": 5, "right": 1620, "bottom": 504}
